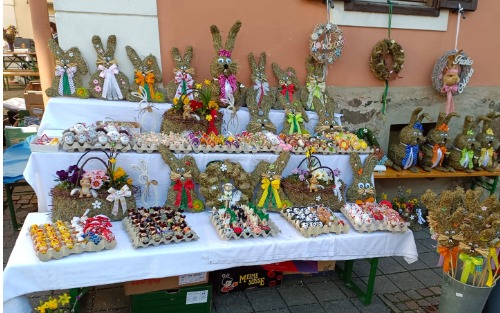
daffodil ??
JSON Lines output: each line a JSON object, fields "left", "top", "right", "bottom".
{"left": 46, "top": 298, "right": 59, "bottom": 310}
{"left": 109, "top": 158, "right": 116, "bottom": 164}
{"left": 206, "top": 115, "right": 213, "bottom": 121}
{"left": 58, "top": 293, "right": 71, "bottom": 306}
{"left": 195, "top": 83, "right": 202, "bottom": 89}
{"left": 204, "top": 79, "right": 211, "bottom": 85}
{"left": 127, "top": 178, "right": 133, "bottom": 185}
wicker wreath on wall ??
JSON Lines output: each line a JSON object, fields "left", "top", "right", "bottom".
{"left": 309, "top": 23, "right": 344, "bottom": 65}
{"left": 369, "top": 39, "right": 405, "bottom": 81}
{"left": 431, "top": 49, "right": 473, "bottom": 96}
{"left": 198, "top": 160, "right": 254, "bottom": 209}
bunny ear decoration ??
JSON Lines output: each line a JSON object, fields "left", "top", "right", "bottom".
{"left": 171, "top": 47, "right": 182, "bottom": 63}
{"left": 210, "top": 24, "right": 224, "bottom": 53}
{"left": 92, "top": 35, "right": 104, "bottom": 55}
{"left": 271, "top": 62, "right": 284, "bottom": 77}
{"left": 461, "top": 115, "right": 474, "bottom": 135}
{"left": 408, "top": 107, "right": 423, "bottom": 126}
{"left": 349, "top": 153, "right": 363, "bottom": 177}
{"left": 259, "top": 52, "right": 266, "bottom": 67}
{"left": 106, "top": 35, "right": 117, "bottom": 55}
{"left": 248, "top": 52, "right": 257, "bottom": 69}
{"left": 363, "top": 155, "right": 378, "bottom": 176}
{"left": 125, "top": 46, "right": 142, "bottom": 69}
{"left": 183, "top": 46, "right": 193, "bottom": 64}
{"left": 225, "top": 20, "right": 242, "bottom": 51}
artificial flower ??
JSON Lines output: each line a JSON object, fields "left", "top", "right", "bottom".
{"left": 204, "top": 79, "right": 211, "bottom": 85}
{"left": 94, "top": 85, "right": 102, "bottom": 93}
{"left": 190, "top": 100, "right": 203, "bottom": 111}
{"left": 173, "top": 97, "right": 179, "bottom": 105}
{"left": 127, "top": 178, "right": 133, "bottom": 185}
{"left": 113, "top": 167, "right": 125, "bottom": 179}
{"left": 195, "top": 83, "right": 202, "bottom": 89}
{"left": 91, "top": 179, "right": 103, "bottom": 189}
{"left": 92, "top": 200, "right": 101, "bottom": 209}
{"left": 93, "top": 79, "right": 99, "bottom": 84}
{"left": 208, "top": 100, "right": 218, "bottom": 110}
{"left": 220, "top": 164, "right": 228, "bottom": 172}
{"left": 46, "top": 298, "right": 58, "bottom": 310}
{"left": 109, "top": 158, "right": 116, "bottom": 164}
{"left": 154, "top": 92, "right": 165, "bottom": 102}
{"left": 206, "top": 115, "right": 213, "bottom": 122}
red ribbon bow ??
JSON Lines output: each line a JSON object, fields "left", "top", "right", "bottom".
{"left": 280, "top": 84, "right": 295, "bottom": 102}
{"left": 173, "top": 179, "right": 194, "bottom": 208}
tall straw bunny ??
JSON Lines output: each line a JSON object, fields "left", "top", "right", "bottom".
{"left": 210, "top": 21, "right": 243, "bottom": 108}
{"left": 246, "top": 52, "right": 277, "bottom": 133}
{"left": 474, "top": 111, "right": 500, "bottom": 171}
{"left": 45, "top": 39, "right": 88, "bottom": 98}
{"left": 88, "top": 35, "right": 131, "bottom": 101}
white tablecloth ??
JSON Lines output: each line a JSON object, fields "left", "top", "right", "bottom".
{"left": 38, "top": 98, "right": 342, "bottom": 136}
{"left": 24, "top": 151, "right": 367, "bottom": 211}
{"left": 3, "top": 212, "right": 418, "bottom": 311}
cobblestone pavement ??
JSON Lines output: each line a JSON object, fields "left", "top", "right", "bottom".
{"left": 3, "top": 187, "right": 443, "bottom": 313}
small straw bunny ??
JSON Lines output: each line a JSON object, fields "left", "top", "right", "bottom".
{"left": 166, "top": 46, "right": 195, "bottom": 103}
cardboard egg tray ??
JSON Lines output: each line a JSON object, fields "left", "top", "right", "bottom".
{"left": 340, "top": 205, "right": 409, "bottom": 233}
{"left": 62, "top": 141, "right": 132, "bottom": 152}
{"left": 210, "top": 206, "right": 280, "bottom": 240}
{"left": 30, "top": 222, "right": 116, "bottom": 262}
{"left": 280, "top": 207, "right": 349, "bottom": 238}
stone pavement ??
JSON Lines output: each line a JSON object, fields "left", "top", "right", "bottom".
{"left": 3, "top": 186, "right": 444, "bottom": 313}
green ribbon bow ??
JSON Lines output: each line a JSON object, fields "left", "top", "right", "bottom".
{"left": 306, "top": 81, "right": 325, "bottom": 110}
{"left": 459, "top": 253, "right": 483, "bottom": 284}
{"left": 287, "top": 113, "right": 304, "bottom": 135}
{"left": 459, "top": 148, "right": 474, "bottom": 169}
{"left": 62, "top": 72, "right": 71, "bottom": 96}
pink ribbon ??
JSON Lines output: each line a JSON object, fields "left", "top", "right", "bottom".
{"left": 442, "top": 84, "right": 458, "bottom": 114}
{"left": 218, "top": 74, "right": 237, "bottom": 103}
{"left": 219, "top": 49, "right": 232, "bottom": 57}
{"left": 173, "top": 71, "right": 194, "bottom": 100}
{"left": 98, "top": 64, "right": 122, "bottom": 99}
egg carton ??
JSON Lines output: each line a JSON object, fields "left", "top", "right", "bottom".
{"left": 132, "top": 143, "right": 192, "bottom": 154}
{"left": 31, "top": 222, "right": 116, "bottom": 262}
{"left": 191, "top": 144, "right": 282, "bottom": 154}
{"left": 122, "top": 217, "right": 199, "bottom": 249}
{"left": 209, "top": 214, "right": 280, "bottom": 240}
{"left": 335, "top": 147, "right": 374, "bottom": 154}
{"left": 62, "top": 142, "right": 132, "bottom": 152}
{"left": 340, "top": 206, "right": 408, "bottom": 233}
{"left": 291, "top": 146, "right": 337, "bottom": 155}
{"left": 280, "top": 211, "right": 349, "bottom": 238}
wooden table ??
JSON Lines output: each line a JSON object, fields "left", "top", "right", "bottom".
{"left": 374, "top": 167, "right": 500, "bottom": 195}
{"left": 3, "top": 50, "right": 38, "bottom": 90}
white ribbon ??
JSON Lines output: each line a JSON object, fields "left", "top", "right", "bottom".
{"left": 174, "top": 71, "right": 194, "bottom": 100}
{"left": 98, "top": 64, "right": 123, "bottom": 100}
{"left": 106, "top": 185, "right": 132, "bottom": 216}
{"left": 416, "top": 208, "right": 426, "bottom": 225}
{"left": 432, "top": 146, "right": 443, "bottom": 168}
{"left": 131, "top": 159, "right": 158, "bottom": 208}
{"left": 55, "top": 65, "right": 77, "bottom": 96}
{"left": 253, "top": 80, "right": 269, "bottom": 105}
{"left": 132, "top": 86, "right": 158, "bottom": 132}
{"left": 221, "top": 89, "right": 239, "bottom": 135}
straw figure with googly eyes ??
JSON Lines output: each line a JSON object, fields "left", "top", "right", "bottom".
{"left": 88, "top": 35, "right": 131, "bottom": 101}
{"left": 252, "top": 151, "right": 291, "bottom": 212}
{"left": 125, "top": 46, "right": 167, "bottom": 103}
{"left": 419, "top": 112, "right": 460, "bottom": 172}
{"left": 272, "top": 62, "right": 309, "bottom": 135}
{"left": 346, "top": 153, "right": 378, "bottom": 205}
{"left": 388, "top": 107, "right": 429, "bottom": 173}
{"left": 166, "top": 46, "right": 196, "bottom": 103}
{"left": 445, "top": 115, "right": 479, "bottom": 173}
{"left": 210, "top": 20, "right": 244, "bottom": 108}
{"left": 158, "top": 145, "right": 200, "bottom": 212}
{"left": 46, "top": 39, "right": 89, "bottom": 98}
{"left": 246, "top": 52, "right": 277, "bottom": 134}
{"left": 474, "top": 112, "right": 500, "bottom": 172}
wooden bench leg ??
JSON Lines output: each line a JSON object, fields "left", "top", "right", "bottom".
{"left": 336, "top": 258, "right": 379, "bottom": 305}
{"left": 4, "top": 183, "right": 20, "bottom": 230}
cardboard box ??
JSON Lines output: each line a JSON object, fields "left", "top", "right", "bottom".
{"left": 124, "top": 272, "right": 208, "bottom": 296}
{"left": 211, "top": 266, "right": 283, "bottom": 295}
{"left": 24, "top": 82, "right": 44, "bottom": 117}
{"left": 262, "top": 260, "right": 336, "bottom": 274}
{"left": 130, "top": 284, "right": 212, "bottom": 313}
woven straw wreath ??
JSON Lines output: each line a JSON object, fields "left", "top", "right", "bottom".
{"left": 310, "top": 23, "right": 344, "bottom": 65}
{"left": 431, "top": 50, "right": 473, "bottom": 96}
{"left": 369, "top": 39, "right": 405, "bottom": 81}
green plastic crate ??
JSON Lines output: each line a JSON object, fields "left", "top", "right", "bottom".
{"left": 4, "top": 126, "right": 37, "bottom": 147}
{"left": 131, "top": 284, "right": 212, "bottom": 313}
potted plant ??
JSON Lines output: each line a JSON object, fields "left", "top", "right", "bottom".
{"left": 387, "top": 186, "right": 426, "bottom": 231}
{"left": 420, "top": 187, "right": 499, "bottom": 313}
{"left": 3, "top": 25, "right": 17, "bottom": 51}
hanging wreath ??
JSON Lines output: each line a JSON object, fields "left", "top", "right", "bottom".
{"left": 309, "top": 23, "right": 344, "bottom": 65}
{"left": 369, "top": 39, "right": 405, "bottom": 81}
{"left": 198, "top": 160, "right": 254, "bottom": 209}
{"left": 431, "top": 49, "right": 473, "bottom": 96}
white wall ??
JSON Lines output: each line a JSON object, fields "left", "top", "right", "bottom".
{"left": 54, "top": 0, "right": 160, "bottom": 84}
{"left": 3, "top": 0, "right": 17, "bottom": 30}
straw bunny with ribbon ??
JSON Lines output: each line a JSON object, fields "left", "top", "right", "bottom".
{"left": 131, "top": 159, "right": 159, "bottom": 208}
{"left": 133, "top": 86, "right": 159, "bottom": 132}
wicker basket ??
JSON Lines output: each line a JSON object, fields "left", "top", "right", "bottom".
{"left": 50, "top": 151, "right": 137, "bottom": 222}
{"left": 160, "top": 109, "right": 221, "bottom": 134}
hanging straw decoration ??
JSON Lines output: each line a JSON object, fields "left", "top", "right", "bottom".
{"left": 369, "top": 0, "right": 405, "bottom": 115}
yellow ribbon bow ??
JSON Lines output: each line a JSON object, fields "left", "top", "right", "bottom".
{"left": 287, "top": 113, "right": 304, "bottom": 135}
{"left": 479, "top": 147, "right": 494, "bottom": 167}
{"left": 486, "top": 128, "right": 494, "bottom": 135}
{"left": 306, "top": 80, "right": 325, "bottom": 110}
{"left": 258, "top": 177, "right": 282, "bottom": 209}
{"left": 486, "top": 247, "right": 500, "bottom": 287}
{"left": 459, "top": 253, "right": 484, "bottom": 284}
{"left": 134, "top": 71, "right": 155, "bottom": 99}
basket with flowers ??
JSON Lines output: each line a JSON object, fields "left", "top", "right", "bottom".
{"left": 161, "top": 79, "right": 222, "bottom": 134}
{"left": 50, "top": 150, "right": 136, "bottom": 222}
{"left": 281, "top": 147, "right": 345, "bottom": 211}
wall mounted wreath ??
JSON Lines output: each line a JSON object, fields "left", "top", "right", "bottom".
{"left": 309, "top": 23, "right": 344, "bottom": 65}
{"left": 369, "top": 38, "right": 405, "bottom": 81}
{"left": 431, "top": 49, "right": 473, "bottom": 96}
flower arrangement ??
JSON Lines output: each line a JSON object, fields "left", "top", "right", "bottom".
{"left": 3, "top": 25, "right": 17, "bottom": 42}
{"left": 172, "top": 79, "right": 219, "bottom": 120}
{"left": 421, "top": 187, "right": 500, "bottom": 288}
{"left": 384, "top": 186, "right": 425, "bottom": 231}
{"left": 35, "top": 293, "right": 72, "bottom": 313}
{"left": 55, "top": 165, "right": 85, "bottom": 190}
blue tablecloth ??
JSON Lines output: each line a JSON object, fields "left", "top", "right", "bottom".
{"left": 3, "top": 136, "right": 33, "bottom": 183}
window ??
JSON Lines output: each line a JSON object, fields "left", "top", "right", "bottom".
{"left": 342, "top": 0, "right": 441, "bottom": 17}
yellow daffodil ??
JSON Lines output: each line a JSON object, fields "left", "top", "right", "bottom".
{"left": 173, "top": 97, "right": 179, "bottom": 105}
{"left": 204, "top": 79, "right": 211, "bottom": 85}
{"left": 381, "top": 193, "right": 387, "bottom": 200}
{"left": 113, "top": 167, "right": 125, "bottom": 179}
{"left": 35, "top": 302, "right": 48, "bottom": 313}
{"left": 406, "top": 188, "right": 412, "bottom": 194}
{"left": 109, "top": 158, "right": 116, "bottom": 164}
{"left": 46, "top": 298, "right": 59, "bottom": 310}
{"left": 182, "top": 95, "right": 189, "bottom": 105}
{"left": 127, "top": 178, "right": 133, "bottom": 185}
{"left": 208, "top": 100, "right": 218, "bottom": 110}
{"left": 195, "top": 83, "right": 202, "bottom": 89}
{"left": 206, "top": 115, "right": 213, "bottom": 121}
{"left": 58, "top": 293, "right": 71, "bottom": 306}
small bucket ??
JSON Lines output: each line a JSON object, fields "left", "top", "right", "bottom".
{"left": 439, "top": 273, "right": 494, "bottom": 313}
